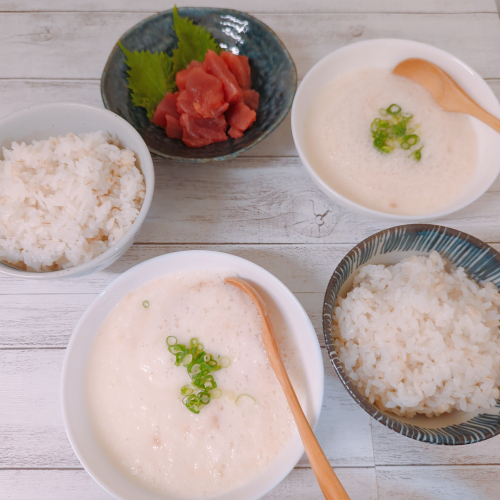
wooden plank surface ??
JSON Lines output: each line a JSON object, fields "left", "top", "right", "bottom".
{"left": 2, "top": 1, "right": 500, "bottom": 499}
{"left": 0, "top": 468, "right": 378, "bottom": 500}
{"left": 2, "top": 242, "right": 500, "bottom": 296}
{"left": 376, "top": 466, "right": 500, "bottom": 500}
{"left": 0, "top": 13, "right": 499, "bottom": 80}
{"left": 0, "top": 0, "right": 495, "bottom": 13}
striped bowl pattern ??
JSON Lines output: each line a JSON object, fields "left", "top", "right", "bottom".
{"left": 323, "top": 224, "right": 500, "bottom": 445}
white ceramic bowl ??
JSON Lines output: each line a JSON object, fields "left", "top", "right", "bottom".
{"left": 0, "top": 102, "right": 154, "bottom": 279}
{"left": 291, "top": 39, "right": 500, "bottom": 221}
{"left": 61, "top": 250, "right": 324, "bottom": 500}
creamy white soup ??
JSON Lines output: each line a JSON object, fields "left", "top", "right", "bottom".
{"left": 305, "top": 68, "right": 478, "bottom": 215}
{"left": 85, "top": 270, "right": 305, "bottom": 498}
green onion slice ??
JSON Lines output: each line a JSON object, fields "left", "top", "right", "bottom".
{"left": 235, "top": 394, "right": 256, "bottom": 407}
{"left": 220, "top": 357, "right": 231, "bottom": 368}
{"left": 182, "top": 353, "right": 193, "bottom": 366}
{"left": 386, "top": 104, "right": 402, "bottom": 115}
{"left": 142, "top": 300, "right": 149, "bottom": 308}
{"left": 166, "top": 336, "right": 231, "bottom": 414}
{"left": 181, "top": 385, "right": 193, "bottom": 396}
{"left": 210, "top": 388, "right": 222, "bottom": 399}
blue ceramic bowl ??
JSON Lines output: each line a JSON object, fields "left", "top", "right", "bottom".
{"left": 324, "top": 224, "right": 500, "bottom": 445}
{"left": 101, "top": 7, "right": 296, "bottom": 162}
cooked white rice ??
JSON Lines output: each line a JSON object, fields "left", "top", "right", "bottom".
{"left": 0, "top": 131, "right": 145, "bottom": 272}
{"left": 333, "top": 251, "right": 500, "bottom": 417}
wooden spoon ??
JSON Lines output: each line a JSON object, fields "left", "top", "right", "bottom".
{"left": 224, "top": 277, "right": 350, "bottom": 500}
{"left": 393, "top": 58, "right": 500, "bottom": 133}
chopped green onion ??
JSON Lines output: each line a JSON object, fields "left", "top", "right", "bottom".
{"left": 199, "top": 392, "right": 210, "bottom": 404}
{"left": 142, "top": 300, "right": 149, "bottom": 308}
{"left": 386, "top": 104, "right": 401, "bottom": 115}
{"left": 235, "top": 394, "right": 256, "bottom": 407}
{"left": 409, "top": 146, "right": 423, "bottom": 162}
{"left": 370, "top": 104, "right": 422, "bottom": 160}
{"left": 226, "top": 390, "right": 235, "bottom": 400}
{"left": 166, "top": 336, "right": 231, "bottom": 414}
{"left": 210, "top": 388, "right": 222, "bottom": 399}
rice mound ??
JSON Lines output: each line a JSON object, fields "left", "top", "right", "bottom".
{"left": 0, "top": 131, "right": 145, "bottom": 272}
{"left": 333, "top": 251, "right": 500, "bottom": 417}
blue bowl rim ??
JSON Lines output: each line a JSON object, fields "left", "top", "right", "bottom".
{"left": 100, "top": 6, "right": 297, "bottom": 162}
{"left": 323, "top": 223, "right": 500, "bottom": 445}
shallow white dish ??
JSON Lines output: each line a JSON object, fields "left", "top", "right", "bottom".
{"left": 0, "top": 102, "right": 154, "bottom": 279}
{"left": 291, "top": 39, "right": 500, "bottom": 221}
{"left": 61, "top": 250, "right": 324, "bottom": 500}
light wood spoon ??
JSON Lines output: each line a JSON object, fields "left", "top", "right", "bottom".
{"left": 393, "top": 58, "right": 500, "bottom": 133}
{"left": 224, "top": 277, "right": 350, "bottom": 500}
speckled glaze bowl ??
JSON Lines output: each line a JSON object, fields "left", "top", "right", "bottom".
{"left": 323, "top": 224, "right": 500, "bottom": 445}
{"left": 101, "top": 7, "right": 296, "bottom": 162}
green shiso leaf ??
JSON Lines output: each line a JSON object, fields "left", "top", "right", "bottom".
{"left": 171, "top": 5, "right": 220, "bottom": 75}
{"left": 118, "top": 6, "right": 220, "bottom": 121}
{"left": 118, "top": 41, "right": 176, "bottom": 119}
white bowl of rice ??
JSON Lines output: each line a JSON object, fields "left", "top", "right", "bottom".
{"left": 0, "top": 102, "right": 154, "bottom": 278}
{"left": 323, "top": 224, "right": 500, "bottom": 445}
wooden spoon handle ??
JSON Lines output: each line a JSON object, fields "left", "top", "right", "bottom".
{"left": 262, "top": 315, "right": 351, "bottom": 500}
{"left": 461, "top": 101, "right": 500, "bottom": 134}
{"left": 441, "top": 70, "right": 500, "bottom": 133}
{"left": 224, "top": 277, "right": 350, "bottom": 500}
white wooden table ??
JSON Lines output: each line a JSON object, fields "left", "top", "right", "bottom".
{"left": 2, "top": 1, "right": 500, "bottom": 499}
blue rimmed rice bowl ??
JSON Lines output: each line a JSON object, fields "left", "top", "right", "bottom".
{"left": 323, "top": 224, "right": 500, "bottom": 445}
{"left": 101, "top": 7, "right": 297, "bottom": 162}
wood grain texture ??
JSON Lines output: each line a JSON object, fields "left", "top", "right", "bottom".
{"left": 0, "top": 348, "right": 374, "bottom": 468}
{"left": 2, "top": 2, "right": 500, "bottom": 499}
{"left": 0, "top": 13, "right": 499, "bottom": 80}
{"left": 137, "top": 158, "right": 500, "bottom": 245}
{"left": 3, "top": 243, "right": 500, "bottom": 296}
{"left": 0, "top": 0, "right": 495, "bottom": 13}
{"left": 0, "top": 294, "right": 94, "bottom": 347}
{"left": 371, "top": 420, "right": 500, "bottom": 466}
{"left": 376, "top": 465, "right": 500, "bottom": 500}
{"left": 0, "top": 244, "right": 354, "bottom": 295}
{"left": 0, "top": 467, "right": 378, "bottom": 500}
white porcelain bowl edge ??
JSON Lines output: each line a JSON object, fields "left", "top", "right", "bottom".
{"left": 291, "top": 39, "right": 500, "bottom": 221}
{"left": 61, "top": 250, "right": 324, "bottom": 500}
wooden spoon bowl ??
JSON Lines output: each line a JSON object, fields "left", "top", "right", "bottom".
{"left": 393, "top": 58, "right": 500, "bottom": 133}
